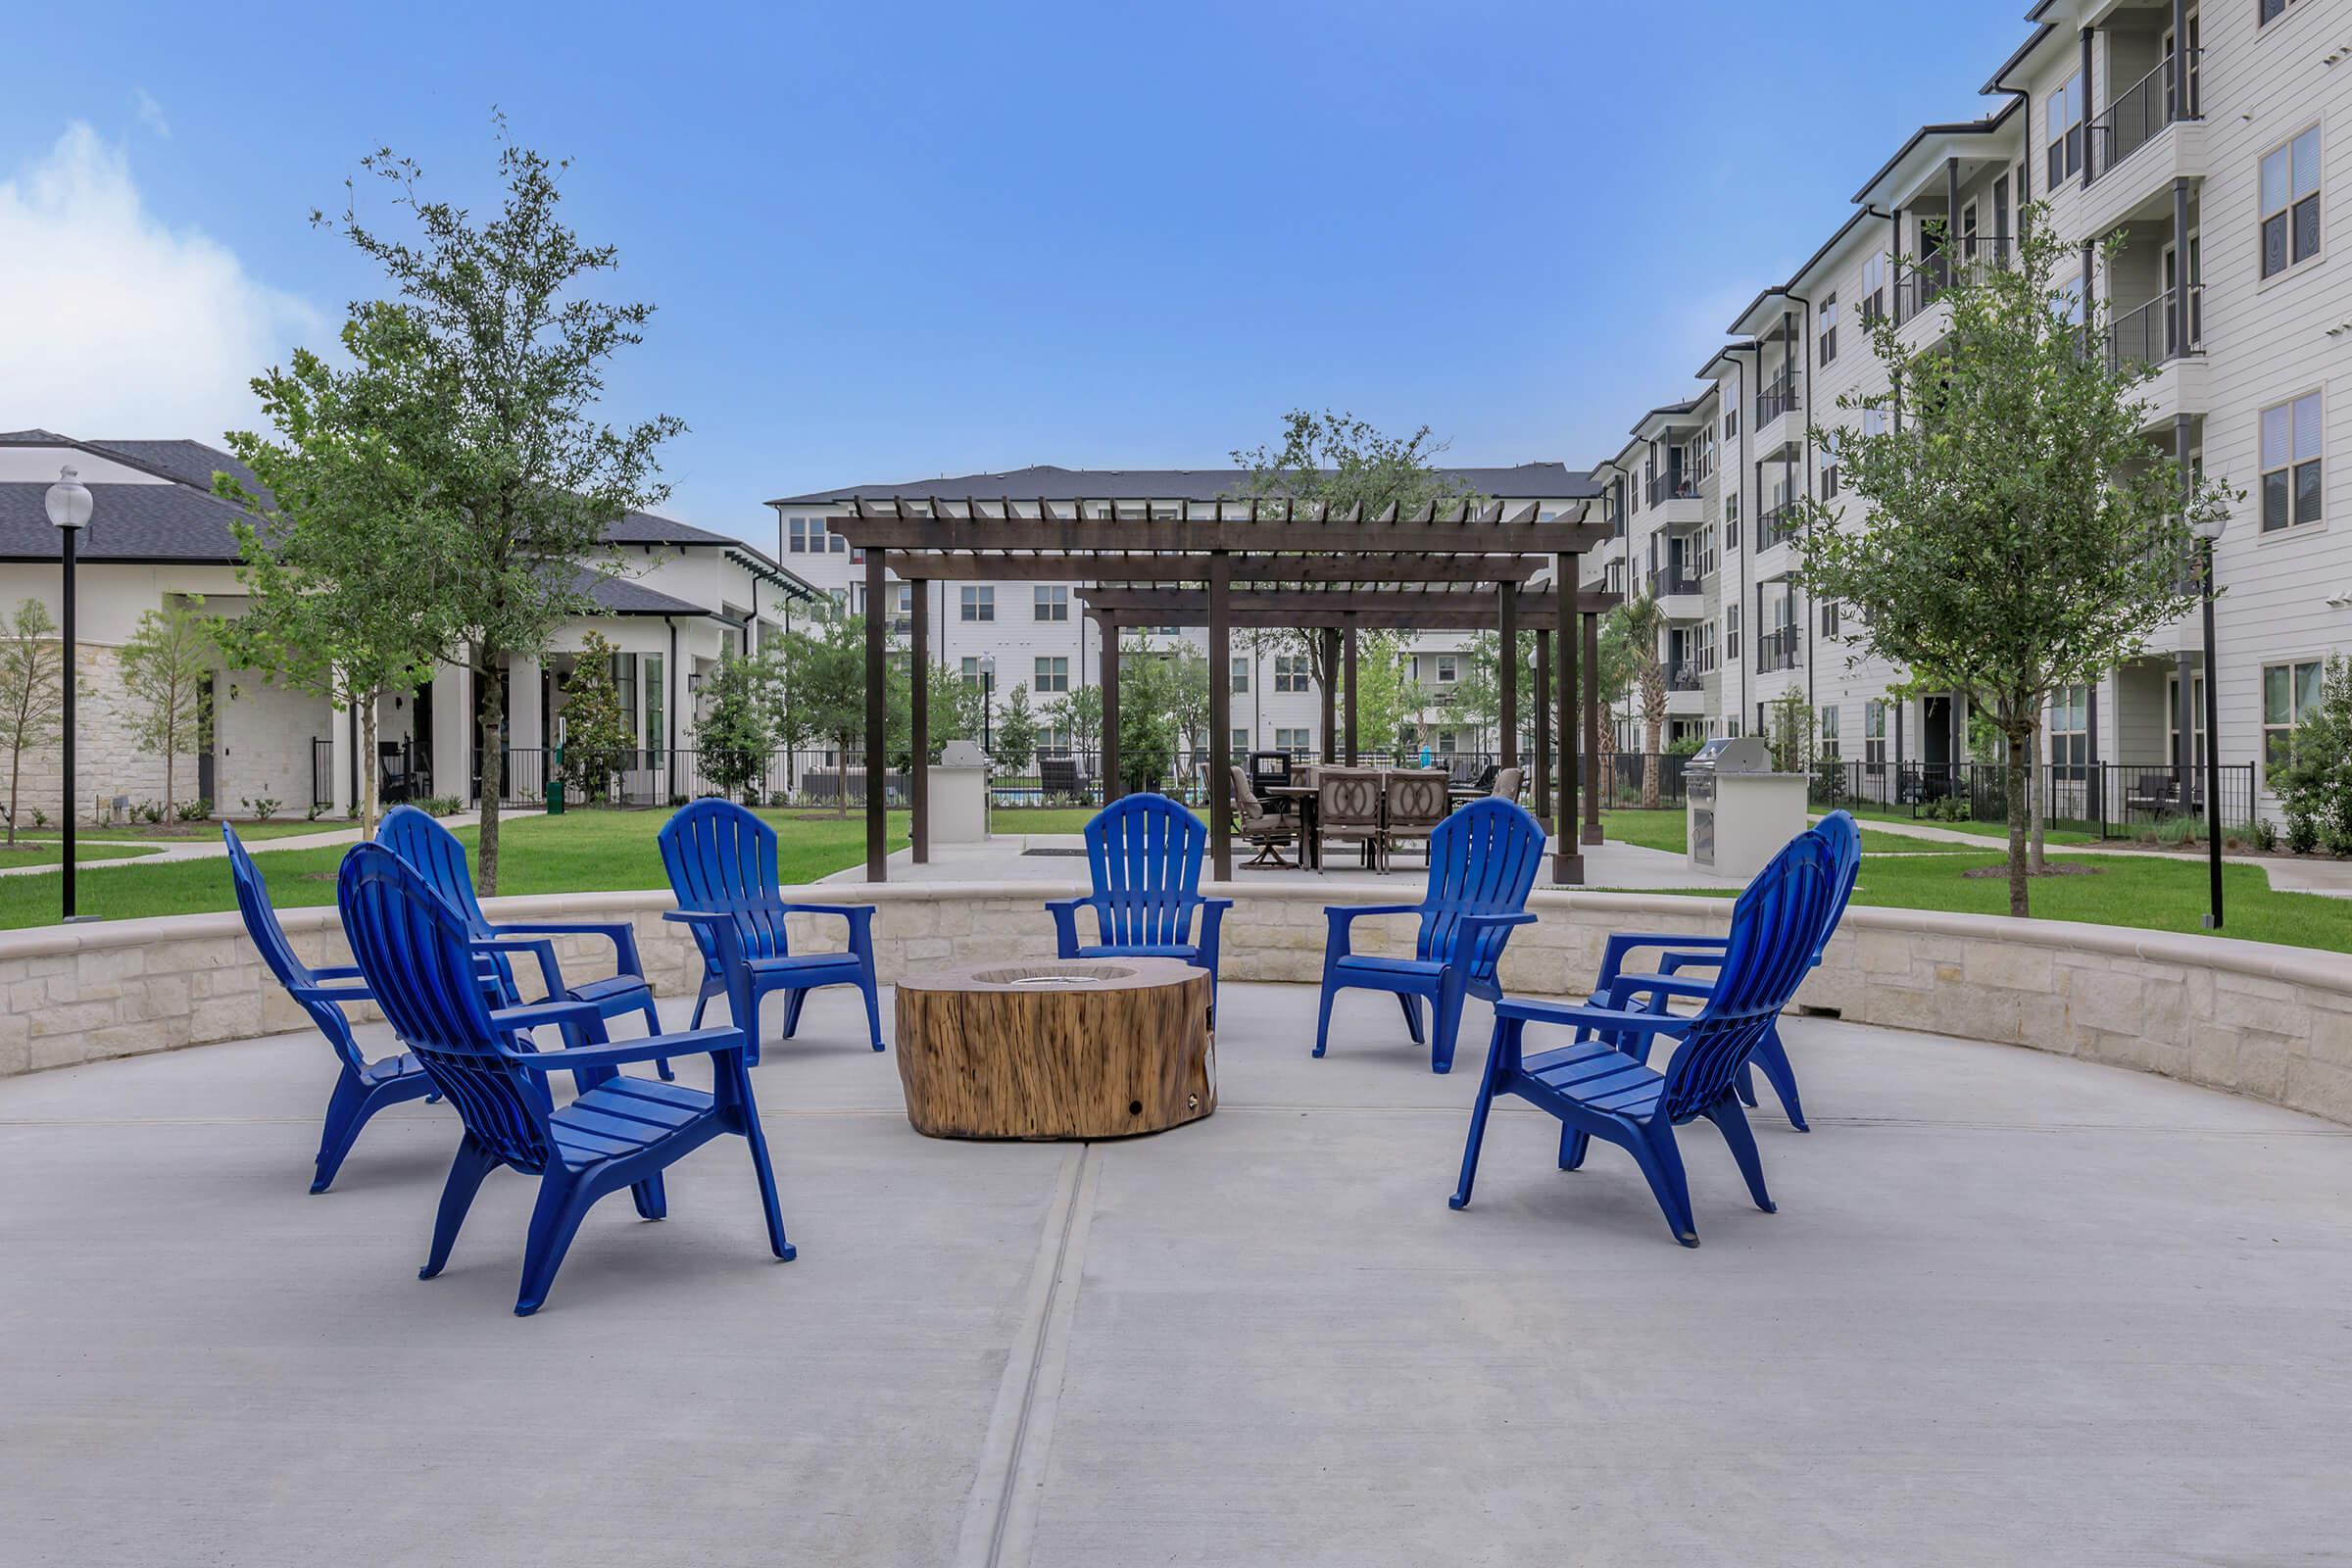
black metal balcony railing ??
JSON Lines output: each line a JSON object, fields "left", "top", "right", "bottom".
{"left": 1648, "top": 564, "right": 1703, "bottom": 597}
{"left": 1893, "top": 233, "right": 2015, "bottom": 324}
{"left": 1756, "top": 501, "right": 1800, "bottom": 553}
{"left": 2105, "top": 283, "right": 2205, "bottom": 372}
{"left": 1665, "top": 661, "right": 1706, "bottom": 692}
{"left": 1753, "top": 628, "right": 1802, "bottom": 672}
{"left": 2092, "top": 50, "right": 2200, "bottom": 179}
{"left": 1755, "top": 375, "right": 1799, "bottom": 426}
{"left": 1645, "top": 472, "right": 1700, "bottom": 507}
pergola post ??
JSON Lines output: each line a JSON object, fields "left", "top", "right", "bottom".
{"left": 864, "top": 548, "right": 889, "bottom": 882}
{"left": 1207, "top": 552, "right": 1233, "bottom": 881}
{"left": 1497, "top": 582, "right": 1519, "bottom": 772}
{"left": 1319, "top": 629, "right": 1339, "bottom": 761}
{"left": 1343, "top": 623, "right": 1359, "bottom": 765}
{"left": 1582, "top": 609, "right": 1603, "bottom": 846}
{"left": 1100, "top": 614, "right": 1121, "bottom": 804}
{"left": 1554, "top": 554, "right": 1582, "bottom": 884}
{"left": 909, "top": 575, "right": 929, "bottom": 865}
{"left": 1534, "top": 629, "right": 1552, "bottom": 829}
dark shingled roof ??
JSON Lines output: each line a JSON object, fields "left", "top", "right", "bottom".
{"left": 88, "top": 440, "right": 269, "bottom": 505}
{"left": 603, "top": 510, "right": 740, "bottom": 547}
{"left": 572, "top": 569, "right": 713, "bottom": 616}
{"left": 768, "top": 462, "right": 1598, "bottom": 508}
{"left": 0, "top": 481, "right": 262, "bottom": 563}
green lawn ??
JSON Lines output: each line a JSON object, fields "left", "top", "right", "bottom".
{"left": 1844, "top": 803, "right": 2104, "bottom": 848}
{"left": 0, "top": 841, "right": 164, "bottom": 870}
{"left": 1600, "top": 808, "right": 1964, "bottom": 858}
{"left": 16, "top": 818, "right": 335, "bottom": 844}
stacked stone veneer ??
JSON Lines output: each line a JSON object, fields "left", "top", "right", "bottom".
{"left": 4, "top": 880, "right": 2348, "bottom": 1125}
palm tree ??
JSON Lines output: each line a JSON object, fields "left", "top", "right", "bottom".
{"left": 1608, "top": 592, "right": 1669, "bottom": 808}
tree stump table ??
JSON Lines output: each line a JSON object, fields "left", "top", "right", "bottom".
{"left": 893, "top": 958, "right": 1214, "bottom": 1140}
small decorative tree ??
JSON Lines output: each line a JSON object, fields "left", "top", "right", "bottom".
{"left": 692, "top": 651, "right": 773, "bottom": 805}
{"left": 1603, "top": 593, "right": 1669, "bottom": 807}
{"left": 1047, "top": 684, "right": 1102, "bottom": 758}
{"left": 0, "top": 600, "right": 70, "bottom": 846}
{"left": 557, "top": 631, "right": 635, "bottom": 805}
{"left": 1765, "top": 687, "right": 1816, "bottom": 774}
{"left": 992, "top": 682, "right": 1041, "bottom": 776}
{"left": 2270, "top": 655, "right": 2352, "bottom": 854}
{"left": 771, "top": 615, "right": 871, "bottom": 814}
{"left": 119, "top": 600, "right": 216, "bottom": 823}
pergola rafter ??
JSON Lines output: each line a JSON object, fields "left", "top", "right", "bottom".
{"left": 825, "top": 494, "right": 1610, "bottom": 885}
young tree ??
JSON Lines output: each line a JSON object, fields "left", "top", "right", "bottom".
{"left": 1792, "top": 203, "right": 2236, "bottom": 915}
{"left": 119, "top": 601, "right": 216, "bottom": 822}
{"left": 692, "top": 650, "right": 773, "bottom": 804}
{"left": 1765, "top": 687, "right": 1816, "bottom": 774}
{"left": 992, "top": 682, "right": 1041, "bottom": 776}
{"left": 2270, "top": 655, "right": 2352, "bottom": 853}
{"left": 771, "top": 615, "right": 870, "bottom": 814}
{"left": 320, "top": 122, "right": 683, "bottom": 892}
{"left": 1231, "top": 410, "right": 1485, "bottom": 709}
{"left": 1600, "top": 593, "right": 1668, "bottom": 807}
{"left": 1349, "top": 631, "right": 1413, "bottom": 758}
{"left": 556, "top": 631, "right": 634, "bottom": 805}
{"left": 215, "top": 303, "right": 458, "bottom": 837}
{"left": 1046, "top": 683, "right": 1102, "bottom": 756}
{"left": 0, "top": 600, "right": 70, "bottom": 845}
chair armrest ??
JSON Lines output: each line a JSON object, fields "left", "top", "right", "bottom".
{"left": 1045, "top": 896, "right": 1095, "bottom": 959}
{"left": 776, "top": 902, "right": 876, "bottom": 925}
{"left": 1596, "top": 930, "right": 1730, "bottom": 988}
{"left": 1196, "top": 898, "right": 1231, "bottom": 973}
{"left": 1654, "top": 950, "right": 1726, "bottom": 977}
{"left": 1494, "top": 995, "right": 1695, "bottom": 1039}
{"left": 1321, "top": 903, "right": 1427, "bottom": 960}
{"left": 1599, "top": 973, "right": 1719, "bottom": 1010}
{"left": 468, "top": 936, "right": 567, "bottom": 1003}
{"left": 490, "top": 919, "right": 645, "bottom": 979}
{"left": 489, "top": 997, "right": 605, "bottom": 1035}
{"left": 507, "top": 1025, "right": 749, "bottom": 1074}
{"left": 308, "top": 963, "right": 367, "bottom": 982}
{"left": 1443, "top": 910, "right": 1539, "bottom": 971}
{"left": 289, "top": 982, "right": 370, "bottom": 1005}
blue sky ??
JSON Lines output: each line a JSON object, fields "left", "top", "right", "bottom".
{"left": 4, "top": 1, "right": 2034, "bottom": 550}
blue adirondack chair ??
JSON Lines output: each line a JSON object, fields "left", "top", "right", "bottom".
{"left": 657, "top": 799, "right": 882, "bottom": 1059}
{"left": 376, "top": 805, "right": 666, "bottom": 1072}
{"left": 1578, "top": 810, "right": 1862, "bottom": 1131}
{"left": 336, "top": 842, "right": 792, "bottom": 1315}
{"left": 1313, "top": 798, "right": 1547, "bottom": 1073}
{"left": 222, "top": 824, "right": 440, "bottom": 1193}
{"left": 1449, "top": 824, "right": 1838, "bottom": 1246}
{"left": 1047, "top": 793, "right": 1231, "bottom": 1020}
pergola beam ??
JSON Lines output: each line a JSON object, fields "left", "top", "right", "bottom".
{"left": 1076, "top": 588, "right": 1619, "bottom": 625}
{"left": 862, "top": 553, "right": 1548, "bottom": 584}
{"left": 829, "top": 512, "right": 1607, "bottom": 558}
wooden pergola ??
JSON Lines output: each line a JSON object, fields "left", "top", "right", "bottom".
{"left": 823, "top": 496, "right": 1615, "bottom": 886}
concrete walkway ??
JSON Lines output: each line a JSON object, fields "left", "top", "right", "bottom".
{"left": 0, "top": 810, "right": 547, "bottom": 880}
{"left": 4, "top": 982, "right": 2347, "bottom": 1564}
{"left": 1849, "top": 814, "right": 2352, "bottom": 897}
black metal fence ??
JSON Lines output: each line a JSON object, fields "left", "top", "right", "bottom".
{"left": 1807, "top": 759, "right": 2259, "bottom": 838}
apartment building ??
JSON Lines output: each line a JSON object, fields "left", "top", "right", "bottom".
{"left": 0, "top": 429, "right": 818, "bottom": 817}
{"left": 1592, "top": 0, "right": 2352, "bottom": 812}
{"left": 766, "top": 465, "right": 1598, "bottom": 760}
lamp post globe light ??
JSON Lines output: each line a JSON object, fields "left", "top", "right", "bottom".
{"left": 2189, "top": 510, "right": 2227, "bottom": 930}
{"left": 44, "top": 466, "right": 93, "bottom": 923}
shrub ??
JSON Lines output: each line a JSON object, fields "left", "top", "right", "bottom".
{"left": 2287, "top": 812, "right": 2320, "bottom": 855}
{"left": 306, "top": 802, "right": 326, "bottom": 821}
{"left": 2328, "top": 824, "right": 2352, "bottom": 858}
{"left": 2248, "top": 817, "right": 2278, "bottom": 853}
{"left": 240, "top": 796, "right": 282, "bottom": 822}
{"left": 422, "top": 794, "right": 463, "bottom": 817}
{"left": 31, "top": 808, "right": 48, "bottom": 829}
{"left": 174, "top": 798, "right": 212, "bottom": 822}
{"left": 133, "top": 800, "right": 164, "bottom": 824}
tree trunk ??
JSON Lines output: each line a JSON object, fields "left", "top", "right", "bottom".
{"left": 7, "top": 745, "right": 19, "bottom": 847}
{"left": 1640, "top": 682, "right": 1664, "bottom": 810}
{"left": 359, "top": 695, "right": 380, "bottom": 841}
{"left": 477, "top": 658, "right": 506, "bottom": 897}
{"left": 2005, "top": 725, "right": 2031, "bottom": 918}
{"left": 2028, "top": 721, "right": 2047, "bottom": 872}
{"left": 837, "top": 740, "right": 850, "bottom": 817}
{"left": 163, "top": 718, "right": 176, "bottom": 826}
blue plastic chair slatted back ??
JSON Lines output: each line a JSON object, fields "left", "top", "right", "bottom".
{"left": 1416, "top": 799, "right": 1547, "bottom": 983}
{"left": 1810, "top": 809, "right": 1863, "bottom": 964}
{"left": 223, "top": 824, "right": 363, "bottom": 1069}
{"left": 337, "top": 843, "right": 554, "bottom": 1171}
{"left": 659, "top": 800, "right": 789, "bottom": 972}
{"left": 1084, "top": 793, "right": 1206, "bottom": 948}
{"left": 1655, "top": 829, "right": 1838, "bottom": 1124}
{"left": 375, "top": 805, "right": 514, "bottom": 998}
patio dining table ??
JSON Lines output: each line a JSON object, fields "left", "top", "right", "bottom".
{"left": 1262, "top": 783, "right": 1323, "bottom": 870}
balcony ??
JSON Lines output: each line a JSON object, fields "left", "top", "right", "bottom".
{"left": 1754, "top": 374, "right": 1799, "bottom": 428}
{"left": 1665, "top": 660, "right": 1706, "bottom": 692}
{"left": 2091, "top": 51, "right": 2199, "bottom": 182}
{"left": 1894, "top": 234, "right": 2013, "bottom": 326}
{"left": 1644, "top": 473, "right": 1699, "bottom": 508}
{"left": 1648, "top": 564, "right": 1703, "bottom": 598}
{"left": 2105, "top": 283, "right": 2204, "bottom": 373}
{"left": 1754, "top": 627, "right": 1801, "bottom": 672}
{"left": 1756, "top": 501, "right": 1800, "bottom": 554}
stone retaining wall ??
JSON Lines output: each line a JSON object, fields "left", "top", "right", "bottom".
{"left": 5, "top": 879, "right": 2348, "bottom": 1124}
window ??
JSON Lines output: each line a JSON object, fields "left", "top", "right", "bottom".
{"left": 1861, "top": 254, "right": 1886, "bottom": 322}
{"left": 1231, "top": 662, "right": 1249, "bottom": 694}
{"left": 2049, "top": 684, "right": 2087, "bottom": 782}
{"left": 1724, "top": 493, "right": 1740, "bottom": 552}
{"left": 1862, "top": 407, "right": 1888, "bottom": 439}
{"left": 643, "top": 653, "right": 663, "bottom": 751}
{"left": 1275, "top": 726, "right": 1311, "bottom": 755}
{"left": 2167, "top": 670, "right": 2209, "bottom": 768}
{"left": 1723, "top": 407, "right": 1740, "bottom": 441}
{"left": 890, "top": 585, "right": 911, "bottom": 627}
{"left": 1274, "top": 655, "right": 1311, "bottom": 693}
{"left": 959, "top": 656, "right": 981, "bottom": 682}
{"left": 2263, "top": 661, "right": 2323, "bottom": 769}
{"left": 1435, "top": 654, "right": 1459, "bottom": 684}
{"left": 2260, "top": 391, "right": 2324, "bottom": 530}
{"left": 960, "top": 585, "right": 994, "bottom": 622}
{"left": 1034, "top": 657, "right": 1069, "bottom": 694}
{"left": 1821, "top": 463, "right": 1839, "bottom": 501}
{"left": 1821, "top": 599, "right": 1840, "bottom": 637}
{"left": 2260, "top": 0, "right": 2308, "bottom": 26}
{"left": 1818, "top": 293, "right": 1838, "bottom": 365}
{"left": 786, "top": 514, "right": 830, "bottom": 554}
{"left": 2046, "top": 72, "right": 2084, "bottom": 187}
{"left": 1725, "top": 604, "right": 1740, "bottom": 661}
{"left": 1819, "top": 706, "right": 1840, "bottom": 760}
{"left": 1033, "top": 585, "right": 1069, "bottom": 621}
{"left": 1231, "top": 728, "right": 1249, "bottom": 755}
{"left": 2260, "top": 125, "right": 2322, "bottom": 278}
{"left": 1864, "top": 699, "right": 1887, "bottom": 773}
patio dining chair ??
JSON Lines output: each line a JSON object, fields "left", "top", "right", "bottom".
{"left": 1449, "top": 824, "right": 1838, "bottom": 1245}
{"left": 1230, "top": 764, "right": 1298, "bottom": 868}
{"left": 658, "top": 799, "right": 883, "bottom": 1059}
{"left": 1315, "top": 766, "right": 1387, "bottom": 871}
{"left": 336, "top": 843, "right": 791, "bottom": 1315}
{"left": 1578, "top": 810, "right": 1861, "bottom": 1131}
{"left": 1314, "top": 798, "right": 1547, "bottom": 1072}
{"left": 1048, "top": 792, "right": 1231, "bottom": 1023}
{"left": 1490, "top": 766, "right": 1524, "bottom": 803}
{"left": 1379, "top": 768, "right": 1451, "bottom": 869}
{"left": 376, "top": 805, "right": 669, "bottom": 1075}
{"left": 223, "top": 824, "right": 439, "bottom": 1193}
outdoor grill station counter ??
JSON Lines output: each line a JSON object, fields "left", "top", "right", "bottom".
{"left": 1685, "top": 737, "right": 1809, "bottom": 879}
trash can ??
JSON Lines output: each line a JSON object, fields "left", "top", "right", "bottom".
{"left": 545, "top": 746, "right": 565, "bottom": 815}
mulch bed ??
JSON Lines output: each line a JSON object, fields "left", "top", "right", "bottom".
{"left": 1959, "top": 861, "right": 2101, "bottom": 879}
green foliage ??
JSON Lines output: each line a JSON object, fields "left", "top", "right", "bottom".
{"left": 1765, "top": 688, "right": 1816, "bottom": 774}
{"left": 1599, "top": 593, "right": 1668, "bottom": 805}
{"left": 1667, "top": 732, "right": 1706, "bottom": 758}
{"left": 1790, "top": 202, "right": 2239, "bottom": 915}
{"left": 119, "top": 600, "right": 216, "bottom": 820}
{"left": 0, "top": 599, "right": 71, "bottom": 845}
{"left": 174, "top": 799, "right": 212, "bottom": 822}
{"left": 1046, "top": 683, "right": 1102, "bottom": 753}
{"left": 690, "top": 652, "right": 773, "bottom": 804}
{"left": 2269, "top": 655, "right": 2352, "bottom": 852}
{"left": 1114, "top": 642, "right": 1183, "bottom": 790}
{"left": 556, "top": 631, "right": 635, "bottom": 804}
{"left": 2248, "top": 817, "right": 2279, "bottom": 853}
{"left": 992, "top": 683, "right": 1041, "bottom": 774}
{"left": 240, "top": 797, "right": 282, "bottom": 822}
{"left": 1348, "top": 632, "right": 1413, "bottom": 757}
{"left": 316, "top": 119, "right": 682, "bottom": 891}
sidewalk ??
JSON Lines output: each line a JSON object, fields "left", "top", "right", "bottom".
{"left": 0, "top": 810, "right": 547, "bottom": 880}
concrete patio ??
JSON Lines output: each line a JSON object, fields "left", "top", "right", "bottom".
{"left": 5, "top": 981, "right": 2349, "bottom": 1565}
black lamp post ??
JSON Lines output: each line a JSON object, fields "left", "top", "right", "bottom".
{"left": 979, "top": 655, "right": 996, "bottom": 756}
{"left": 2190, "top": 509, "right": 2227, "bottom": 929}
{"left": 45, "top": 467, "right": 92, "bottom": 923}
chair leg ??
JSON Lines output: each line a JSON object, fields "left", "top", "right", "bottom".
{"left": 1628, "top": 1120, "right": 1701, "bottom": 1247}
{"left": 630, "top": 1174, "right": 668, "bottom": 1220}
{"left": 1396, "top": 992, "right": 1425, "bottom": 1047}
{"left": 733, "top": 1056, "right": 796, "bottom": 1261}
{"left": 781, "top": 989, "right": 809, "bottom": 1041}
{"left": 515, "top": 1169, "right": 601, "bottom": 1316}
{"left": 689, "top": 985, "right": 712, "bottom": 1031}
{"left": 1449, "top": 1019, "right": 1513, "bottom": 1209}
{"left": 312, "top": 1064, "right": 371, "bottom": 1194}
{"left": 1558, "top": 1125, "right": 1590, "bottom": 1170}
{"left": 859, "top": 969, "right": 885, "bottom": 1052}
{"left": 1703, "top": 1093, "right": 1777, "bottom": 1214}
{"left": 639, "top": 998, "right": 674, "bottom": 1083}
{"left": 1429, "top": 978, "right": 1469, "bottom": 1075}
{"left": 419, "top": 1133, "right": 501, "bottom": 1280}
{"left": 1313, "top": 971, "right": 1341, "bottom": 1057}
{"left": 1747, "top": 1025, "right": 1809, "bottom": 1132}
{"left": 1735, "top": 1063, "right": 1758, "bottom": 1107}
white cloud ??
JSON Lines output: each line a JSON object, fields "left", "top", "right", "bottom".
{"left": 0, "top": 123, "right": 321, "bottom": 442}
{"left": 132, "top": 88, "right": 170, "bottom": 140}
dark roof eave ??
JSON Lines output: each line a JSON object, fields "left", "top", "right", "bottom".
{"left": 1847, "top": 96, "right": 2025, "bottom": 205}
